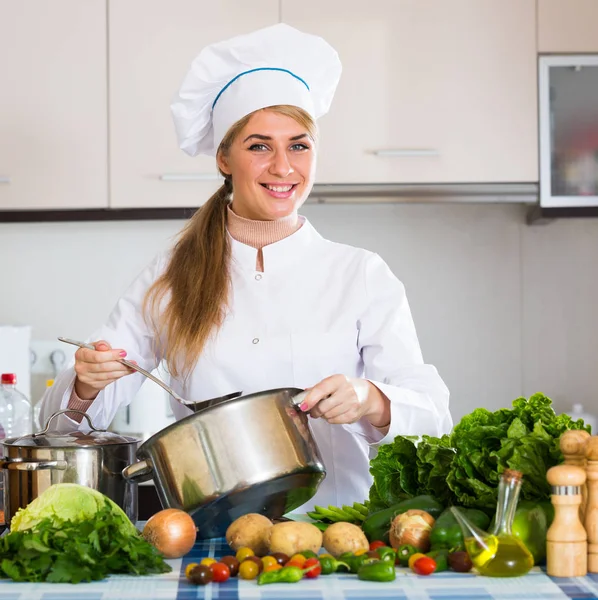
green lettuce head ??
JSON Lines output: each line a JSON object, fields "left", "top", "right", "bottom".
{"left": 10, "top": 483, "right": 136, "bottom": 534}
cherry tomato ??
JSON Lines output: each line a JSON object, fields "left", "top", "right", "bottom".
{"left": 188, "top": 564, "right": 213, "bottom": 585}
{"left": 200, "top": 557, "right": 217, "bottom": 567}
{"left": 209, "top": 562, "right": 231, "bottom": 583}
{"left": 289, "top": 553, "right": 306, "bottom": 567}
{"left": 220, "top": 556, "right": 240, "bottom": 577}
{"left": 244, "top": 556, "right": 263, "bottom": 573}
{"left": 184, "top": 562, "right": 199, "bottom": 578}
{"left": 263, "top": 563, "right": 282, "bottom": 573}
{"left": 270, "top": 552, "right": 290, "bottom": 566}
{"left": 261, "top": 556, "right": 278, "bottom": 570}
{"left": 354, "top": 548, "right": 368, "bottom": 556}
{"left": 408, "top": 552, "right": 427, "bottom": 570}
{"left": 413, "top": 556, "right": 437, "bottom": 576}
{"left": 304, "top": 557, "right": 322, "bottom": 579}
{"left": 235, "top": 547, "right": 254, "bottom": 562}
{"left": 238, "top": 560, "right": 259, "bottom": 580}
{"left": 285, "top": 560, "right": 305, "bottom": 569}
{"left": 369, "top": 541, "right": 386, "bottom": 551}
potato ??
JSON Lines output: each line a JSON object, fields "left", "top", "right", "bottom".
{"left": 267, "top": 521, "right": 323, "bottom": 556}
{"left": 323, "top": 522, "right": 369, "bottom": 558}
{"left": 225, "top": 513, "right": 273, "bottom": 556}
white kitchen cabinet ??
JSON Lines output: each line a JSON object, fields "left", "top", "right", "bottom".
{"left": 282, "top": 0, "right": 538, "bottom": 185}
{"left": 109, "top": 0, "right": 279, "bottom": 208}
{"left": 538, "top": 0, "right": 598, "bottom": 53}
{"left": 0, "top": 0, "right": 107, "bottom": 210}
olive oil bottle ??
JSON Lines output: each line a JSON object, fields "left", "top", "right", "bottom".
{"left": 451, "top": 470, "right": 534, "bottom": 577}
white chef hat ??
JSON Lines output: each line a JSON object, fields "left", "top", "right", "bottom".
{"left": 170, "top": 23, "right": 342, "bottom": 157}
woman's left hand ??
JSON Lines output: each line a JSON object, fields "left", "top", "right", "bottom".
{"left": 299, "top": 374, "right": 391, "bottom": 428}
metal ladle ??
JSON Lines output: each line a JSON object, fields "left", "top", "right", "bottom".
{"left": 58, "top": 337, "right": 243, "bottom": 412}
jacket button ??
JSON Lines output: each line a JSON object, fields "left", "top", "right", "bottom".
{"left": 252, "top": 338, "right": 259, "bottom": 344}
{"left": 255, "top": 274, "right": 262, "bottom": 281}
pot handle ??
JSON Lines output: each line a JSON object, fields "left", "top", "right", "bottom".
{"left": 0, "top": 458, "right": 68, "bottom": 471}
{"left": 122, "top": 459, "right": 153, "bottom": 482}
{"left": 35, "top": 409, "right": 106, "bottom": 436}
{"left": 291, "top": 390, "right": 309, "bottom": 407}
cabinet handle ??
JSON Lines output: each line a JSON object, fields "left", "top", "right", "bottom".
{"left": 159, "top": 173, "right": 222, "bottom": 182}
{"left": 373, "top": 149, "right": 440, "bottom": 157}
{"left": 0, "top": 176, "right": 11, "bottom": 183}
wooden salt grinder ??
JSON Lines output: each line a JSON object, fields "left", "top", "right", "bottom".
{"left": 546, "top": 464, "right": 587, "bottom": 577}
{"left": 585, "top": 437, "right": 598, "bottom": 573}
{"left": 560, "top": 429, "right": 591, "bottom": 522}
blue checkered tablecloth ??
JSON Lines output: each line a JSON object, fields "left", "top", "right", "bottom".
{"left": 0, "top": 537, "right": 596, "bottom": 600}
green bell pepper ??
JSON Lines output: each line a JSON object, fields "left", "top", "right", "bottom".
{"left": 375, "top": 545, "right": 397, "bottom": 564}
{"left": 318, "top": 556, "right": 349, "bottom": 575}
{"left": 357, "top": 560, "right": 396, "bottom": 582}
{"left": 510, "top": 500, "right": 554, "bottom": 565}
{"left": 426, "top": 549, "right": 449, "bottom": 572}
{"left": 396, "top": 544, "right": 418, "bottom": 567}
{"left": 430, "top": 507, "right": 491, "bottom": 551}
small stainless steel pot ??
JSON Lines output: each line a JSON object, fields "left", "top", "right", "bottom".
{"left": 122, "top": 388, "right": 325, "bottom": 539}
{"left": 0, "top": 410, "right": 139, "bottom": 525}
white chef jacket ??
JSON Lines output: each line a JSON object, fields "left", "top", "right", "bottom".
{"left": 41, "top": 218, "right": 452, "bottom": 510}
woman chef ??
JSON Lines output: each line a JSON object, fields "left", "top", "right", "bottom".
{"left": 41, "top": 24, "right": 453, "bottom": 508}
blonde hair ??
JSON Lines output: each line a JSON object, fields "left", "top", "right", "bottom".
{"left": 143, "top": 105, "right": 317, "bottom": 379}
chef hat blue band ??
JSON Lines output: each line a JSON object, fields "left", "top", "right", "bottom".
{"left": 212, "top": 67, "right": 310, "bottom": 110}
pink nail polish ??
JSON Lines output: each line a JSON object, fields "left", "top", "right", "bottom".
{"left": 300, "top": 402, "right": 308, "bottom": 412}
{"left": 119, "top": 351, "right": 127, "bottom": 357}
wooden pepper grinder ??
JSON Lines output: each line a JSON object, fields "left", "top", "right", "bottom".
{"left": 560, "top": 429, "right": 591, "bottom": 522}
{"left": 586, "top": 437, "right": 598, "bottom": 573}
{"left": 546, "top": 464, "right": 587, "bottom": 577}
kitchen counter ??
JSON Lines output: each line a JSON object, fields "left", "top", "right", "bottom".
{"left": 0, "top": 537, "right": 597, "bottom": 600}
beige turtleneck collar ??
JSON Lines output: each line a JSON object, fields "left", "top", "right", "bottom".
{"left": 226, "top": 204, "right": 303, "bottom": 272}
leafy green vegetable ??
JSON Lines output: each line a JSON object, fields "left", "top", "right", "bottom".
{"left": 0, "top": 499, "right": 171, "bottom": 583}
{"left": 11, "top": 483, "right": 136, "bottom": 535}
{"left": 368, "top": 393, "right": 589, "bottom": 512}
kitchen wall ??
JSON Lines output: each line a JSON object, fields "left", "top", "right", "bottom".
{"left": 1, "top": 202, "right": 597, "bottom": 424}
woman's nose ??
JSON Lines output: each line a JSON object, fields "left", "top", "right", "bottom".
{"left": 269, "top": 151, "right": 294, "bottom": 178}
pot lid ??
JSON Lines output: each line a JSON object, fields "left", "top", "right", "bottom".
{"left": 2, "top": 409, "right": 138, "bottom": 447}
{"left": 5, "top": 429, "right": 138, "bottom": 448}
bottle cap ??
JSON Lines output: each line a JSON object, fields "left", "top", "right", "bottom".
{"left": 1, "top": 374, "right": 17, "bottom": 385}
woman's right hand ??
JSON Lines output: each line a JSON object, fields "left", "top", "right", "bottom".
{"left": 74, "top": 340, "right": 135, "bottom": 400}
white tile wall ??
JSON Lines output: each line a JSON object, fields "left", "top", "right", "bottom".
{"left": 1, "top": 203, "right": 597, "bottom": 424}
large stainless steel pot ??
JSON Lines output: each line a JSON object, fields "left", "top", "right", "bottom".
{"left": 122, "top": 388, "right": 325, "bottom": 539}
{"left": 0, "top": 410, "right": 139, "bottom": 526}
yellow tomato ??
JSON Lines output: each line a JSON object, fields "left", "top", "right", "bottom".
{"left": 184, "top": 563, "right": 198, "bottom": 578}
{"left": 289, "top": 553, "right": 306, "bottom": 567}
{"left": 408, "top": 553, "right": 427, "bottom": 570}
{"left": 238, "top": 559, "right": 259, "bottom": 580}
{"left": 200, "top": 557, "right": 216, "bottom": 567}
{"left": 261, "top": 556, "right": 278, "bottom": 569}
{"left": 235, "top": 547, "right": 255, "bottom": 563}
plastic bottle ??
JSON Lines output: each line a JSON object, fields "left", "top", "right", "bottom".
{"left": 0, "top": 373, "right": 33, "bottom": 438}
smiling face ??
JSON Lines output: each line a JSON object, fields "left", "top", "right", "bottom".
{"left": 216, "top": 108, "right": 317, "bottom": 221}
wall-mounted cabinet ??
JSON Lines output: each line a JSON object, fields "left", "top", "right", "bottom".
{"left": 0, "top": 0, "right": 107, "bottom": 210}
{"left": 283, "top": 0, "right": 538, "bottom": 185}
{"left": 108, "top": 0, "right": 279, "bottom": 209}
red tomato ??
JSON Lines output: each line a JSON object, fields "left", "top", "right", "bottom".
{"left": 369, "top": 541, "right": 386, "bottom": 552}
{"left": 413, "top": 557, "right": 437, "bottom": 576}
{"left": 304, "top": 558, "right": 322, "bottom": 579}
{"left": 210, "top": 562, "right": 231, "bottom": 583}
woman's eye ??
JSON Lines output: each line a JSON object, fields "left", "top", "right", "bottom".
{"left": 248, "top": 143, "right": 269, "bottom": 151}
{"left": 290, "top": 143, "right": 310, "bottom": 151}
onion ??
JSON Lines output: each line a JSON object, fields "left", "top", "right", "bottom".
{"left": 389, "top": 509, "right": 435, "bottom": 551}
{"left": 142, "top": 508, "right": 197, "bottom": 558}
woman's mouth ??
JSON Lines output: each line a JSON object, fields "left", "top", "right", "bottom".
{"left": 260, "top": 183, "right": 298, "bottom": 199}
